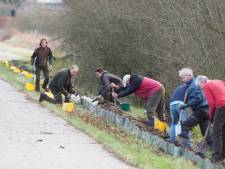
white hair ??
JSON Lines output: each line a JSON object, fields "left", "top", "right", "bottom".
{"left": 122, "top": 74, "right": 131, "bottom": 87}
{"left": 195, "top": 75, "right": 209, "bottom": 86}
{"left": 179, "top": 68, "right": 193, "bottom": 77}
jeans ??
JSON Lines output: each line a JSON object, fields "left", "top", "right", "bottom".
{"left": 169, "top": 101, "right": 191, "bottom": 147}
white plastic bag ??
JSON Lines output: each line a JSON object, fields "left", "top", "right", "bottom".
{"left": 175, "top": 122, "right": 182, "bottom": 137}
{"left": 71, "top": 94, "right": 81, "bottom": 104}
{"left": 175, "top": 110, "right": 184, "bottom": 137}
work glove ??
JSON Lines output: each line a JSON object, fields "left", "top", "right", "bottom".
{"left": 179, "top": 103, "right": 189, "bottom": 110}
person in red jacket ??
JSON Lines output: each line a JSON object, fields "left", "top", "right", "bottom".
{"left": 111, "top": 74, "right": 166, "bottom": 127}
{"left": 195, "top": 75, "right": 225, "bottom": 163}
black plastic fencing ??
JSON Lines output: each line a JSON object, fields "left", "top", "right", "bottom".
{"left": 81, "top": 96, "right": 224, "bottom": 169}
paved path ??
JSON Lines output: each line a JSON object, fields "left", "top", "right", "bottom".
{"left": 0, "top": 79, "right": 135, "bottom": 169}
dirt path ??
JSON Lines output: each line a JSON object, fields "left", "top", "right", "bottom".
{"left": 0, "top": 79, "right": 135, "bottom": 169}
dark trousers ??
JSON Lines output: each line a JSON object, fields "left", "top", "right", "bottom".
{"left": 146, "top": 87, "right": 166, "bottom": 122}
{"left": 212, "top": 106, "right": 225, "bottom": 159}
{"left": 35, "top": 66, "right": 49, "bottom": 91}
{"left": 102, "top": 88, "right": 119, "bottom": 103}
{"left": 181, "top": 107, "right": 212, "bottom": 146}
{"left": 102, "top": 91, "right": 114, "bottom": 102}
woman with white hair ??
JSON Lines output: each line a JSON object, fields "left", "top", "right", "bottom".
{"left": 196, "top": 75, "right": 225, "bottom": 163}
{"left": 111, "top": 74, "right": 166, "bottom": 127}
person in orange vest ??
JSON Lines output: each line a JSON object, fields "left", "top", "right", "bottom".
{"left": 196, "top": 75, "right": 225, "bottom": 163}
{"left": 111, "top": 74, "right": 166, "bottom": 127}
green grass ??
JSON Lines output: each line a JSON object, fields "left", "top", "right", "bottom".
{"left": 129, "top": 106, "right": 146, "bottom": 118}
{"left": 0, "top": 63, "right": 200, "bottom": 169}
{"left": 0, "top": 42, "right": 33, "bottom": 60}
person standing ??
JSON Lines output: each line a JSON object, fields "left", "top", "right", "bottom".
{"left": 31, "top": 39, "right": 53, "bottom": 92}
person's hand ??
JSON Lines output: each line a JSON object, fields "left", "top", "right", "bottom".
{"left": 112, "top": 92, "right": 118, "bottom": 98}
{"left": 111, "top": 83, "right": 116, "bottom": 88}
{"left": 179, "top": 104, "right": 188, "bottom": 110}
{"left": 111, "top": 83, "right": 119, "bottom": 89}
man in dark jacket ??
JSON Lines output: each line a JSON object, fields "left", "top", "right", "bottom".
{"left": 95, "top": 68, "right": 122, "bottom": 102}
{"left": 31, "top": 39, "right": 53, "bottom": 92}
{"left": 39, "top": 65, "right": 79, "bottom": 104}
{"left": 178, "top": 68, "right": 212, "bottom": 149}
{"left": 111, "top": 74, "right": 166, "bottom": 127}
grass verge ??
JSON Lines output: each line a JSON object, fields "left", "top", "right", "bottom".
{"left": 0, "top": 63, "right": 199, "bottom": 169}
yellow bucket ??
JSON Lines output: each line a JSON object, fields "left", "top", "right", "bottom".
{"left": 62, "top": 103, "right": 74, "bottom": 113}
{"left": 25, "top": 83, "right": 35, "bottom": 92}
{"left": 154, "top": 118, "right": 169, "bottom": 132}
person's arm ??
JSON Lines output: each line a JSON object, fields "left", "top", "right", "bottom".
{"left": 66, "top": 81, "right": 75, "bottom": 94}
{"left": 203, "top": 86, "right": 216, "bottom": 119}
{"left": 98, "top": 82, "right": 107, "bottom": 96}
{"left": 48, "top": 48, "right": 53, "bottom": 65}
{"left": 186, "top": 87, "right": 204, "bottom": 108}
{"left": 117, "top": 77, "right": 142, "bottom": 98}
{"left": 102, "top": 75, "right": 111, "bottom": 91}
{"left": 31, "top": 48, "right": 38, "bottom": 65}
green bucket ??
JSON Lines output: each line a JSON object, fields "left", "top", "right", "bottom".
{"left": 119, "top": 102, "right": 131, "bottom": 111}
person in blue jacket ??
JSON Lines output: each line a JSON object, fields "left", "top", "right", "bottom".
{"left": 179, "top": 68, "right": 212, "bottom": 151}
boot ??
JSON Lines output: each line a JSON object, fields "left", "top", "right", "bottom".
{"left": 39, "top": 93, "right": 56, "bottom": 103}
{"left": 147, "top": 117, "right": 154, "bottom": 128}
{"left": 39, "top": 93, "right": 47, "bottom": 102}
{"left": 42, "top": 78, "right": 49, "bottom": 92}
{"left": 210, "top": 155, "right": 223, "bottom": 163}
